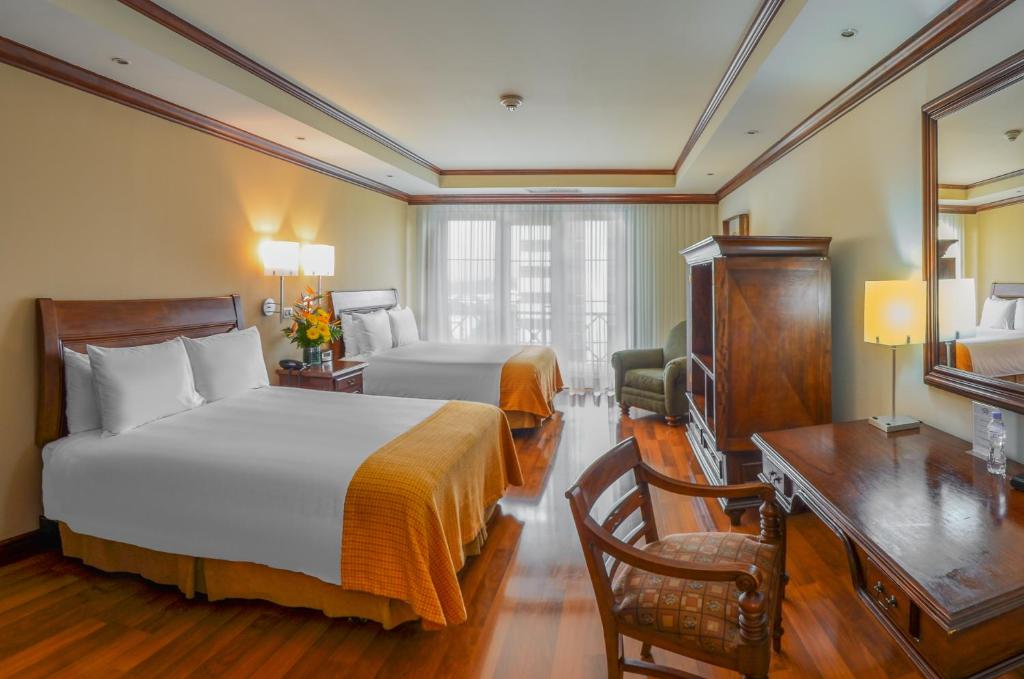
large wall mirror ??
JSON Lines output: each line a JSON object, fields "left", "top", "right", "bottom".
{"left": 924, "top": 50, "right": 1024, "bottom": 412}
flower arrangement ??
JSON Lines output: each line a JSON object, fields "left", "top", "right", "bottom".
{"left": 282, "top": 287, "right": 342, "bottom": 363}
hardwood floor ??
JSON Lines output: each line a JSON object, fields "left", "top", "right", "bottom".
{"left": 0, "top": 393, "right": 1014, "bottom": 678}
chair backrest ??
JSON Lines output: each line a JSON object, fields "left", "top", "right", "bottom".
{"left": 564, "top": 438, "right": 661, "bottom": 615}
{"left": 663, "top": 320, "right": 687, "bottom": 364}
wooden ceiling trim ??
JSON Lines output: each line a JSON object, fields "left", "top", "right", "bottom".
{"left": 672, "top": 0, "right": 785, "bottom": 174}
{"left": 407, "top": 193, "right": 718, "bottom": 205}
{"left": 716, "top": 0, "right": 1016, "bottom": 200}
{"left": 438, "top": 168, "right": 676, "bottom": 176}
{"left": 0, "top": 37, "right": 410, "bottom": 202}
{"left": 117, "top": 0, "right": 441, "bottom": 175}
{"left": 968, "top": 167, "right": 1024, "bottom": 189}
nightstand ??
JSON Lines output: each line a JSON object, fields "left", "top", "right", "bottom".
{"left": 276, "top": 359, "right": 366, "bottom": 394}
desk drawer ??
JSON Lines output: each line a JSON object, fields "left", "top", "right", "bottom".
{"left": 861, "top": 552, "right": 914, "bottom": 638}
{"left": 334, "top": 373, "right": 363, "bottom": 394}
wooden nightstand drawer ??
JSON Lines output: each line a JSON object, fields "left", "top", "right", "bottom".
{"left": 276, "top": 359, "right": 367, "bottom": 394}
{"left": 334, "top": 373, "right": 363, "bottom": 394}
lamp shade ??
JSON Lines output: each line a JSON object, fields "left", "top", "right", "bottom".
{"left": 864, "top": 280, "right": 926, "bottom": 346}
{"left": 938, "top": 278, "right": 977, "bottom": 341}
{"left": 259, "top": 240, "right": 299, "bottom": 276}
{"left": 301, "top": 243, "right": 335, "bottom": 277}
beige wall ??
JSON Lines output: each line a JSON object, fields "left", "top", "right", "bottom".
{"left": 719, "top": 3, "right": 1024, "bottom": 440}
{"left": 969, "top": 203, "right": 1024, "bottom": 307}
{"left": 0, "top": 64, "right": 407, "bottom": 540}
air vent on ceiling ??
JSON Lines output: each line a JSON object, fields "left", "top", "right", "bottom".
{"left": 526, "top": 188, "right": 583, "bottom": 194}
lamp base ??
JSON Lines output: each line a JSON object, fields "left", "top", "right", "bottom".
{"left": 868, "top": 414, "right": 921, "bottom": 433}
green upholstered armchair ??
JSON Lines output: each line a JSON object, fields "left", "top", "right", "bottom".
{"left": 611, "top": 321, "right": 688, "bottom": 426}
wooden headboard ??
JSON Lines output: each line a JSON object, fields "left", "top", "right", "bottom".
{"left": 36, "top": 295, "right": 244, "bottom": 446}
{"left": 992, "top": 283, "right": 1024, "bottom": 299}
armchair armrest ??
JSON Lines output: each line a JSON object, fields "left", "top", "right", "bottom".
{"left": 611, "top": 347, "right": 664, "bottom": 400}
{"left": 663, "top": 357, "right": 688, "bottom": 416}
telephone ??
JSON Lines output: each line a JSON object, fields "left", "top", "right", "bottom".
{"left": 279, "top": 359, "right": 304, "bottom": 371}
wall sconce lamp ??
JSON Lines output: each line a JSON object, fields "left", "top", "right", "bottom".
{"left": 301, "top": 243, "right": 335, "bottom": 295}
{"left": 260, "top": 240, "right": 300, "bottom": 320}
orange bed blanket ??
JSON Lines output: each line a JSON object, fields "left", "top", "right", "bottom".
{"left": 499, "top": 347, "right": 564, "bottom": 421}
{"left": 342, "top": 400, "right": 522, "bottom": 628}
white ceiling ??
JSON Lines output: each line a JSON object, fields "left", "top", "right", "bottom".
{"left": 158, "top": 0, "right": 759, "bottom": 170}
{"left": 938, "top": 78, "right": 1024, "bottom": 186}
{"left": 0, "top": 0, "right": 979, "bottom": 196}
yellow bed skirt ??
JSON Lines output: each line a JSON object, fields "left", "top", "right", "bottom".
{"left": 500, "top": 347, "right": 564, "bottom": 428}
{"left": 59, "top": 518, "right": 489, "bottom": 631}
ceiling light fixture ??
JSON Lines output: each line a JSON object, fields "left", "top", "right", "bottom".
{"left": 110, "top": 57, "right": 130, "bottom": 65}
{"left": 1006, "top": 129, "right": 1021, "bottom": 141}
{"left": 840, "top": 28, "right": 859, "bottom": 38}
{"left": 706, "top": 172, "right": 715, "bottom": 176}
{"left": 746, "top": 129, "right": 759, "bottom": 135}
{"left": 499, "top": 94, "right": 524, "bottom": 112}
{"left": 296, "top": 136, "right": 306, "bottom": 141}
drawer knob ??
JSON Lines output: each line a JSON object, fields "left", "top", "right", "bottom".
{"left": 873, "top": 581, "right": 884, "bottom": 594}
{"left": 885, "top": 594, "right": 898, "bottom": 609}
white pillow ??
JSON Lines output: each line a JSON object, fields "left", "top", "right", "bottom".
{"left": 387, "top": 306, "right": 420, "bottom": 346}
{"left": 182, "top": 327, "right": 269, "bottom": 402}
{"left": 354, "top": 309, "right": 393, "bottom": 355}
{"left": 1015, "top": 300, "right": 1024, "bottom": 331}
{"left": 979, "top": 296, "right": 1016, "bottom": 329}
{"left": 87, "top": 338, "right": 205, "bottom": 435}
{"left": 63, "top": 348, "right": 101, "bottom": 434}
{"left": 340, "top": 313, "right": 361, "bottom": 356}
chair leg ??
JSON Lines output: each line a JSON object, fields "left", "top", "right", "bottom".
{"left": 640, "top": 642, "right": 653, "bottom": 660}
{"left": 619, "top": 403, "right": 630, "bottom": 418}
{"left": 665, "top": 415, "right": 682, "bottom": 427}
{"left": 605, "top": 632, "right": 624, "bottom": 679}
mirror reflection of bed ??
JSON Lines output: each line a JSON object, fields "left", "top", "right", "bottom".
{"left": 936, "top": 73, "right": 1024, "bottom": 385}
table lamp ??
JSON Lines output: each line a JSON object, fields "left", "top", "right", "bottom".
{"left": 938, "top": 278, "right": 977, "bottom": 366}
{"left": 260, "top": 240, "right": 300, "bottom": 320}
{"left": 864, "top": 280, "right": 926, "bottom": 432}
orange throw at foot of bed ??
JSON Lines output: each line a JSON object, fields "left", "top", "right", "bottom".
{"left": 342, "top": 400, "right": 522, "bottom": 629}
{"left": 499, "top": 347, "right": 564, "bottom": 427}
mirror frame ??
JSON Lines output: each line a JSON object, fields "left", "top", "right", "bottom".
{"left": 923, "top": 49, "right": 1024, "bottom": 412}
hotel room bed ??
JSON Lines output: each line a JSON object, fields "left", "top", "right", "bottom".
{"left": 331, "top": 289, "right": 564, "bottom": 428}
{"left": 954, "top": 328, "right": 1024, "bottom": 381}
{"left": 37, "top": 295, "right": 521, "bottom": 629}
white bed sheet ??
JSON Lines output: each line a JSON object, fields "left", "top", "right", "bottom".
{"left": 362, "top": 342, "right": 520, "bottom": 405}
{"left": 42, "top": 386, "right": 444, "bottom": 586}
{"left": 958, "top": 328, "right": 1024, "bottom": 377}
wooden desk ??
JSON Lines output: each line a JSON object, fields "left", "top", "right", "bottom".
{"left": 752, "top": 421, "right": 1024, "bottom": 679}
{"left": 276, "top": 359, "right": 366, "bottom": 393}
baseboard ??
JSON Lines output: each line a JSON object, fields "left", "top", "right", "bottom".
{"left": 0, "top": 519, "right": 59, "bottom": 567}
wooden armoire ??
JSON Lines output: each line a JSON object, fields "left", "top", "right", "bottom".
{"left": 681, "top": 236, "right": 832, "bottom": 524}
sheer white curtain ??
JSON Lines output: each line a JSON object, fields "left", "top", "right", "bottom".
{"left": 418, "top": 203, "right": 717, "bottom": 391}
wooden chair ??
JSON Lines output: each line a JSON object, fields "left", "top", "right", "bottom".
{"left": 565, "top": 437, "right": 785, "bottom": 679}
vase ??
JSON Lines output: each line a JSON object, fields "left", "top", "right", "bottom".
{"left": 302, "top": 346, "right": 322, "bottom": 365}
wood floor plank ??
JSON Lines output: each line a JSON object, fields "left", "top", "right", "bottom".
{"left": 5, "top": 395, "right": 1017, "bottom": 677}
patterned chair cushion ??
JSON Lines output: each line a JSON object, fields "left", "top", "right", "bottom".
{"left": 623, "top": 368, "right": 665, "bottom": 395}
{"left": 611, "top": 532, "right": 779, "bottom": 654}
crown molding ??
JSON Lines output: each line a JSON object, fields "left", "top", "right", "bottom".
{"left": 716, "top": 0, "right": 1015, "bottom": 200}
{"left": 117, "top": 0, "right": 441, "bottom": 175}
{"left": 673, "top": 0, "right": 785, "bottom": 173}
{"left": 0, "top": 37, "right": 409, "bottom": 202}
{"left": 939, "top": 194, "right": 1024, "bottom": 214}
{"left": 407, "top": 193, "right": 718, "bottom": 205}
{"left": 438, "top": 168, "right": 676, "bottom": 176}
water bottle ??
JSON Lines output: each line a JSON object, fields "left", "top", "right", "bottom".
{"left": 987, "top": 410, "right": 1007, "bottom": 477}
